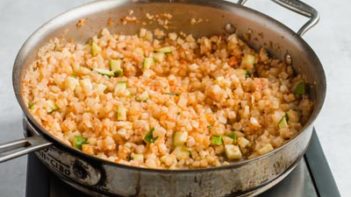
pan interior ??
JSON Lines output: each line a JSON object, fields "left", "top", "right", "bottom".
{"left": 13, "top": 0, "right": 326, "bottom": 171}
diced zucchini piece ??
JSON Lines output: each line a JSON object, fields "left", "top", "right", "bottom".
{"left": 65, "top": 76, "right": 79, "bottom": 90}
{"left": 160, "top": 155, "right": 175, "bottom": 166}
{"left": 109, "top": 59, "right": 123, "bottom": 77}
{"left": 71, "top": 73, "right": 78, "bottom": 78}
{"left": 28, "top": 102, "right": 35, "bottom": 110}
{"left": 222, "top": 136, "right": 234, "bottom": 145}
{"left": 144, "top": 128, "right": 157, "bottom": 144}
{"left": 72, "top": 135, "right": 87, "bottom": 150}
{"left": 224, "top": 144, "right": 242, "bottom": 160}
{"left": 72, "top": 63, "right": 80, "bottom": 72}
{"left": 227, "top": 132, "right": 237, "bottom": 143}
{"left": 80, "top": 78, "right": 93, "bottom": 94}
{"left": 94, "top": 68, "right": 114, "bottom": 77}
{"left": 131, "top": 153, "right": 144, "bottom": 162}
{"left": 114, "top": 81, "right": 129, "bottom": 96}
{"left": 211, "top": 135, "right": 223, "bottom": 145}
{"left": 241, "top": 54, "right": 256, "bottom": 67}
{"left": 278, "top": 115, "right": 288, "bottom": 129}
{"left": 134, "top": 48, "right": 144, "bottom": 57}
{"left": 245, "top": 70, "right": 251, "bottom": 78}
{"left": 143, "top": 57, "right": 154, "bottom": 70}
{"left": 117, "top": 105, "right": 127, "bottom": 121}
{"left": 96, "top": 83, "right": 107, "bottom": 93}
{"left": 153, "top": 52, "right": 165, "bottom": 62}
{"left": 136, "top": 91, "right": 149, "bottom": 102}
{"left": 91, "top": 42, "right": 101, "bottom": 56}
{"left": 294, "top": 81, "right": 305, "bottom": 96}
{"left": 116, "top": 81, "right": 127, "bottom": 91}
{"left": 173, "top": 146, "right": 190, "bottom": 160}
{"left": 237, "top": 137, "right": 250, "bottom": 149}
{"left": 173, "top": 131, "right": 188, "bottom": 147}
{"left": 215, "top": 76, "right": 231, "bottom": 88}
{"left": 215, "top": 76, "right": 224, "bottom": 84}
{"left": 157, "top": 46, "right": 173, "bottom": 54}
{"left": 48, "top": 103, "right": 59, "bottom": 114}
{"left": 257, "top": 144, "right": 274, "bottom": 155}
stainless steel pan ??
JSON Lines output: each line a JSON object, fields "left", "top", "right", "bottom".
{"left": 0, "top": 0, "right": 326, "bottom": 196}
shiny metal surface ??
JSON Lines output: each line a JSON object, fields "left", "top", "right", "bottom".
{"left": 25, "top": 155, "right": 318, "bottom": 197}
{"left": 261, "top": 159, "right": 318, "bottom": 197}
{"left": 0, "top": 136, "right": 50, "bottom": 163}
{"left": 59, "top": 160, "right": 312, "bottom": 197}
{"left": 0, "top": 123, "right": 51, "bottom": 162}
{"left": 0, "top": 0, "right": 326, "bottom": 196}
{"left": 272, "top": 0, "right": 320, "bottom": 35}
{"left": 35, "top": 145, "right": 102, "bottom": 187}
{"left": 242, "top": 0, "right": 319, "bottom": 36}
{"left": 237, "top": 0, "right": 248, "bottom": 5}
{"left": 27, "top": 129, "right": 338, "bottom": 197}
{"left": 58, "top": 159, "right": 318, "bottom": 197}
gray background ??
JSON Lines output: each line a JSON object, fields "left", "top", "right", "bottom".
{"left": 0, "top": 0, "right": 350, "bottom": 196}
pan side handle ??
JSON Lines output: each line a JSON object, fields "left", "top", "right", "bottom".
{"left": 0, "top": 135, "right": 51, "bottom": 163}
{"left": 240, "top": 0, "right": 320, "bottom": 36}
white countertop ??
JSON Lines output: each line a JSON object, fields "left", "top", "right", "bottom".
{"left": 0, "top": 0, "right": 350, "bottom": 196}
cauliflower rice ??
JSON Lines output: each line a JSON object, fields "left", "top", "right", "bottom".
{"left": 22, "top": 28, "right": 313, "bottom": 169}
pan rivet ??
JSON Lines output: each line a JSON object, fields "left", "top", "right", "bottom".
{"left": 285, "top": 53, "right": 292, "bottom": 65}
{"left": 225, "top": 23, "right": 236, "bottom": 33}
{"left": 73, "top": 160, "right": 88, "bottom": 180}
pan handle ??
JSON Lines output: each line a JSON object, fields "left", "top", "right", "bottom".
{"left": 0, "top": 135, "right": 52, "bottom": 163}
{"left": 240, "top": 0, "right": 320, "bottom": 36}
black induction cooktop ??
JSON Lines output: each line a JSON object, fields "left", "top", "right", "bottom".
{"left": 25, "top": 130, "right": 340, "bottom": 197}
